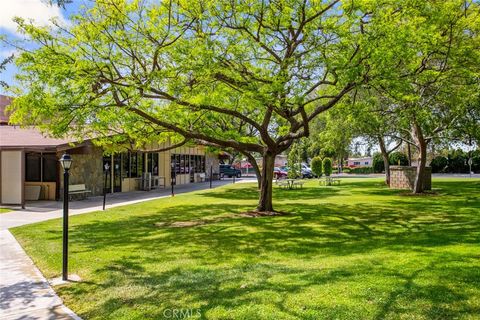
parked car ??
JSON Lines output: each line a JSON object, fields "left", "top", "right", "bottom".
{"left": 279, "top": 164, "right": 313, "bottom": 178}
{"left": 301, "top": 163, "right": 314, "bottom": 178}
{"left": 274, "top": 167, "right": 288, "bottom": 179}
{"left": 220, "top": 164, "right": 242, "bottom": 178}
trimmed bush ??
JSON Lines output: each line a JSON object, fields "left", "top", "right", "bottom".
{"left": 323, "top": 157, "right": 333, "bottom": 176}
{"left": 311, "top": 156, "right": 322, "bottom": 177}
{"left": 349, "top": 167, "right": 374, "bottom": 174}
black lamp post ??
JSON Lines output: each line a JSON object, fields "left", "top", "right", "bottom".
{"left": 103, "top": 162, "right": 110, "bottom": 210}
{"left": 59, "top": 153, "right": 72, "bottom": 281}
{"left": 171, "top": 169, "right": 176, "bottom": 197}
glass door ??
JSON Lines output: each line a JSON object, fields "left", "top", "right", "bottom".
{"left": 113, "top": 154, "right": 122, "bottom": 192}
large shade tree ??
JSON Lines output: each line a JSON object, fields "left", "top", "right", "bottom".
{"left": 370, "top": 0, "right": 480, "bottom": 193}
{"left": 8, "top": 0, "right": 468, "bottom": 211}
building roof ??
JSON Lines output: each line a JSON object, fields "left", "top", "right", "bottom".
{"left": 0, "top": 94, "right": 74, "bottom": 149}
{"left": 0, "top": 126, "right": 71, "bottom": 149}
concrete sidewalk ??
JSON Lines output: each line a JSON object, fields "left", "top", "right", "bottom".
{"left": 1, "top": 178, "right": 255, "bottom": 230}
{"left": 0, "top": 230, "right": 80, "bottom": 319}
{"left": 0, "top": 178, "right": 254, "bottom": 319}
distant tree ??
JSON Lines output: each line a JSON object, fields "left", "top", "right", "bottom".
{"left": 388, "top": 152, "right": 409, "bottom": 166}
{"left": 311, "top": 157, "right": 323, "bottom": 178}
{"left": 287, "top": 141, "right": 302, "bottom": 179}
{"left": 372, "top": 153, "right": 385, "bottom": 173}
{"left": 347, "top": 91, "right": 402, "bottom": 185}
{"left": 447, "top": 150, "right": 469, "bottom": 173}
{"left": 322, "top": 158, "right": 333, "bottom": 177}
{"left": 307, "top": 108, "right": 353, "bottom": 172}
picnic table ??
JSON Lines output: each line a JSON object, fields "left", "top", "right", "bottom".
{"left": 276, "top": 178, "right": 305, "bottom": 190}
{"left": 319, "top": 176, "right": 341, "bottom": 186}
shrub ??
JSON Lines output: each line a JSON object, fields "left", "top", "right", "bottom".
{"left": 430, "top": 156, "right": 448, "bottom": 173}
{"left": 311, "top": 156, "right": 322, "bottom": 177}
{"left": 349, "top": 167, "right": 374, "bottom": 174}
{"left": 389, "top": 152, "right": 409, "bottom": 166}
{"left": 372, "top": 153, "right": 384, "bottom": 173}
{"left": 323, "top": 157, "right": 333, "bottom": 176}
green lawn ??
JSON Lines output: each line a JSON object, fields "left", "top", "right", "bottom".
{"left": 11, "top": 178, "right": 480, "bottom": 320}
{"left": 0, "top": 208, "right": 12, "bottom": 213}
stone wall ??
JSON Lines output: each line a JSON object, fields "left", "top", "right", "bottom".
{"left": 205, "top": 152, "right": 220, "bottom": 179}
{"left": 390, "top": 166, "right": 431, "bottom": 190}
{"left": 59, "top": 147, "right": 104, "bottom": 197}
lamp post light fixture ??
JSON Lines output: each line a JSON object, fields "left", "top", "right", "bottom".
{"left": 59, "top": 153, "right": 73, "bottom": 281}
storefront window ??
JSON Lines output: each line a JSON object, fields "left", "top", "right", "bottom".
{"left": 42, "top": 153, "right": 57, "bottom": 182}
{"left": 25, "top": 153, "right": 41, "bottom": 182}
{"left": 130, "top": 153, "right": 138, "bottom": 177}
{"left": 25, "top": 152, "right": 57, "bottom": 182}
{"left": 147, "top": 153, "right": 159, "bottom": 176}
{"left": 190, "top": 156, "right": 195, "bottom": 173}
{"left": 122, "top": 152, "right": 130, "bottom": 178}
{"left": 172, "top": 154, "right": 205, "bottom": 174}
{"left": 137, "top": 153, "right": 144, "bottom": 177}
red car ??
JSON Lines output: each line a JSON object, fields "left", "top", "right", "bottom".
{"left": 274, "top": 167, "right": 288, "bottom": 179}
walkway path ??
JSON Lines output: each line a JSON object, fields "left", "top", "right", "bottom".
{"left": 0, "top": 178, "right": 254, "bottom": 319}
{"left": 1, "top": 178, "right": 255, "bottom": 230}
{"left": 0, "top": 230, "right": 80, "bottom": 319}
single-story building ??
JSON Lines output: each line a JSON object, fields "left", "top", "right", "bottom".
{"left": 0, "top": 95, "right": 219, "bottom": 207}
{"left": 346, "top": 156, "right": 373, "bottom": 167}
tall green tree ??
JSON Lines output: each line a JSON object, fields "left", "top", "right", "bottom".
{"left": 9, "top": 0, "right": 476, "bottom": 210}
{"left": 8, "top": 0, "right": 382, "bottom": 212}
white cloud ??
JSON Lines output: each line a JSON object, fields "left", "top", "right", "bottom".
{"left": 0, "top": 0, "right": 67, "bottom": 36}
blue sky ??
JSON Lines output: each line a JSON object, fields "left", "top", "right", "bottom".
{"left": 0, "top": 0, "right": 87, "bottom": 94}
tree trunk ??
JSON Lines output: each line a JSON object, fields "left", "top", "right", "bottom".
{"left": 257, "top": 151, "right": 275, "bottom": 212}
{"left": 407, "top": 143, "right": 412, "bottom": 166}
{"left": 242, "top": 152, "right": 261, "bottom": 189}
{"left": 412, "top": 121, "right": 427, "bottom": 194}
{"left": 378, "top": 137, "right": 391, "bottom": 186}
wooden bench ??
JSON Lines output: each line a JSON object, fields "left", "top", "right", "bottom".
{"left": 68, "top": 184, "right": 91, "bottom": 200}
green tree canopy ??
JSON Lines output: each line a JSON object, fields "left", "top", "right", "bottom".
{"left": 7, "top": 0, "right": 478, "bottom": 209}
